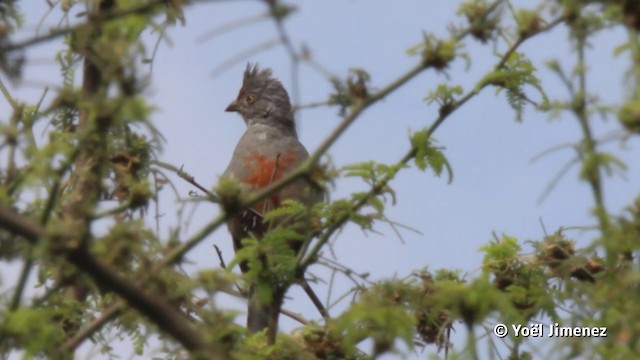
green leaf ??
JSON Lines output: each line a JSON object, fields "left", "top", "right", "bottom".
{"left": 477, "top": 52, "right": 548, "bottom": 122}
{"left": 262, "top": 199, "right": 307, "bottom": 223}
{"left": 613, "top": 42, "right": 630, "bottom": 57}
{"left": 342, "top": 161, "right": 375, "bottom": 180}
{"left": 410, "top": 131, "right": 453, "bottom": 183}
{"left": 424, "top": 84, "right": 464, "bottom": 106}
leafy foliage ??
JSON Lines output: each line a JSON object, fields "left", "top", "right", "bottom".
{"left": 0, "top": 1, "right": 639, "bottom": 359}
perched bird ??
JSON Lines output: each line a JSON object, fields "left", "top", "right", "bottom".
{"left": 221, "top": 64, "right": 321, "bottom": 343}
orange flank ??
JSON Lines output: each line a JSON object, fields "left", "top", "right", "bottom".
{"left": 243, "top": 150, "right": 297, "bottom": 187}
{"left": 242, "top": 150, "right": 297, "bottom": 212}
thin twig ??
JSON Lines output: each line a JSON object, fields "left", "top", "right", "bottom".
{"left": 213, "top": 244, "right": 227, "bottom": 269}
{"left": 530, "top": 141, "right": 578, "bottom": 163}
{"left": 281, "top": 308, "right": 308, "bottom": 325}
{"left": 293, "top": 100, "right": 334, "bottom": 112}
{"left": 273, "top": 12, "right": 301, "bottom": 119}
{"left": 152, "top": 161, "right": 219, "bottom": 202}
{"left": 0, "top": 77, "right": 19, "bottom": 110}
{"left": 196, "top": 13, "right": 269, "bottom": 43}
{"left": 300, "top": 280, "right": 329, "bottom": 318}
{"left": 64, "top": 304, "right": 122, "bottom": 351}
{"left": 146, "top": 21, "right": 170, "bottom": 76}
{"left": 210, "top": 38, "right": 281, "bottom": 79}
{"left": 574, "top": 32, "right": 610, "bottom": 233}
{"left": 9, "top": 254, "right": 33, "bottom": 311}
{"left": 35, "top": 0, "right": 58, "bottom": 36}
{"left": 537, "top": 157, "right": 580, "bottom": 204}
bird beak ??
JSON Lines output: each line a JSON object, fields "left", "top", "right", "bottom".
{"left": 225, "top": 100, "right": 239, "bottom": 112}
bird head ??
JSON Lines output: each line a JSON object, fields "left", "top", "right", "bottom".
{"left": 225, "top": 64, "right": 294, "bottom": 129}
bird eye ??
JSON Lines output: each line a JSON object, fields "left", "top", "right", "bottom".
{"left": 245, "top": 95, "right": 255, "bottom": 104}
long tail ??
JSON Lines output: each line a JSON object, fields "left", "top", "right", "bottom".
{"left": 247, "top": 286, "right": 285, "bottom": 344}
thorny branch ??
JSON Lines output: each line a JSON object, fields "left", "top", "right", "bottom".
{"left": 0, "top": 206, "right": 228, "bottom": 358}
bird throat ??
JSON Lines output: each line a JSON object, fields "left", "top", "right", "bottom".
{"left": 245, "top": 115, "right": 297, "bottom": 137}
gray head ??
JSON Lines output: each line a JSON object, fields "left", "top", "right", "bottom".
{"left": 225, "top": 64, "right": 295, "bottom": 132}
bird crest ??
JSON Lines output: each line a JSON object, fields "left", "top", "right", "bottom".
{"left": 240, "top": 63, "right": 278, "bottom": 96}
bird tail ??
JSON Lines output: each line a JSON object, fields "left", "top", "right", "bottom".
{"left": 247, "top": 285, "right": 285, "bottom": 344}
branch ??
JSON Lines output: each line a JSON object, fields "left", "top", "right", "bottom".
{"left": 66, "top": 248, "right": 227, "bottom": 358}
{"left": 8, "top": 122, "right": 55, "bottom": 310}
{"left": 1, "top": 0, "right": 168, "bottom": 52}
{"left": 573, "top": 31, "right": 610, "bottom": 233}
{"left": 64, "top": 278, "right": 309, "bottom": 351}
{"left": 63, "top": 304, "right": 122, "bottom": 351}
{"left": 58, "top": 212, "right": 230, "bottom": 350}
{"left": 0, "top": 206, "right": 229, "bottom": 359}
{"left": 56, "top": 2, "right": 118, "bottom": 339}
{"left": 0, "top": 207, "right": 45, "bottom": 240}
{"left": 300, "top": 280, "right": 329, "bottom": 318}
{"left": 267, "top": 2, "right": 301, "bottom": 110}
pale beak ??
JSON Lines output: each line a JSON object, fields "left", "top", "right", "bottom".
{"left": 225, "top": 100, "right": 239, "bottom": 112}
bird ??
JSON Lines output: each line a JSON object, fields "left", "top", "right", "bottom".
{"left": 221, "top": 64, "right": 322, "bottom": 343}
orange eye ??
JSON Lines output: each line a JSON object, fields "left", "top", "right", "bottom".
{"left": 245, "top": 95, "right": 255, "bottom": 104}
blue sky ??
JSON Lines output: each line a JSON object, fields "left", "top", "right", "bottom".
{"left": 2, "top": 1, "right": 639, "bottom": 358}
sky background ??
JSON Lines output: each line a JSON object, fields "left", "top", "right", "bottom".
{"left": 1, "top": 0, "right": 639, "bottom": 359}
